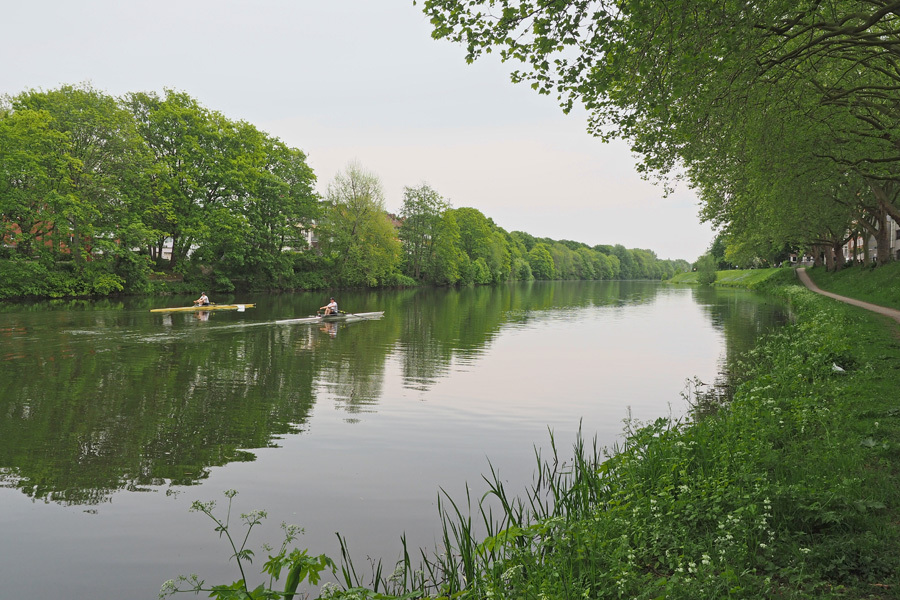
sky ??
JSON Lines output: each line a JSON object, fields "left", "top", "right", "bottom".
{"left": 2, "top": 1, "right": 715, "bottom": 261}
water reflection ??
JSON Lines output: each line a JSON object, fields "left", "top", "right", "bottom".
{"left": 0, "top": 282, "right": 787, "bottom": 506}
{"left": 689, "top": 285, "right": 792, "bottom": 373}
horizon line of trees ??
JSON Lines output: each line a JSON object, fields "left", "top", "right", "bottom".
{"left": 421, "top": 0, "right": 900, "bottom": 273}
{"left": 1, "top": 83, "right": 689, "bottom": 299}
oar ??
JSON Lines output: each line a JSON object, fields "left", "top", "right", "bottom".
{"left": 335, "top": 311, "right": 374, "bottom": 319}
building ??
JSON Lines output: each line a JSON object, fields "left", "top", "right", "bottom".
{"left": 842, "top": 215, "right": 900, "bottom": 263}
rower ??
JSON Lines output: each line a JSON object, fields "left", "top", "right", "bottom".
{"left": 194, "top": 292, "right": 210, "bottom": 306}
{"left": 320, "top": 297, "right": 338, "bottom": 315}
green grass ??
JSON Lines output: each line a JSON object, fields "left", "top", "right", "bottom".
{"left": 668, "top": 270, "right": 700, "bottom": 284}
{"left": 713, "top": 267, "right": 785, "bottom": 287}
{"left": 669, "top": 267, "right": 786, "bottom": 287}
{"left": 805, "top": 262, "right": 900, "bottom": 311}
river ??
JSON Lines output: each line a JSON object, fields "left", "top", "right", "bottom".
{"left": 0, "top": 281, "right": 787, "bottom": 599}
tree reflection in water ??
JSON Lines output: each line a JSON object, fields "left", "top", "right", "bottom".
{"left": 0, "top": 282, "right": 787, "bottom": 505}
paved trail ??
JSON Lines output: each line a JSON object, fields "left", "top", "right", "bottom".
{"left": 797, "top": 268, "right": 900, "bottom": 325}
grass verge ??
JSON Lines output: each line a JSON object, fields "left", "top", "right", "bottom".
{"left": 804, "top": 262, "right": 900, "bottom": 312}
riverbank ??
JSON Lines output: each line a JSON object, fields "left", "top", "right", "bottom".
{"left": 667, "top": 267, "right": 783, "bottom": 287}
{"left": 165, "top": 269, "right": 900, "bottom": 599}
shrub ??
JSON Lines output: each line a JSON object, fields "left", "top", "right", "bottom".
{"left": 695, "top": 253, "right": 717, "bottom": 285}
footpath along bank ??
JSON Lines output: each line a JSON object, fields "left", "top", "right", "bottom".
{"left": 165, "top": 268, "right": 900, "bottom": 600}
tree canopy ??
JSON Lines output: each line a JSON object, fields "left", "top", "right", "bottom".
{"left": 421, "top": 0, "right": 900, "bottom": 268}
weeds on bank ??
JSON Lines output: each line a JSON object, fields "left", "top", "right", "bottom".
{"left": 160, "top": 490, "right": 334, "bottom": 600}
{"left": 164, "top": 280, "right": 900, "bottom": 599}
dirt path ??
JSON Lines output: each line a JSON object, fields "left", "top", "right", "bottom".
{"left": 797, "top": 268, "right": 900, "bottom": 324}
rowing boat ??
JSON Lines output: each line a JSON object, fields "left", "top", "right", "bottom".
{"left": 149, "top": 304, "right": 255, "bottom": 313}
{"left": 275, "top": 311, "right": 384, "bottom": 325}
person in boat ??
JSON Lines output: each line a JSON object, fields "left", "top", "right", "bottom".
{"left": 194, "top": 292, "right": 210, "bottom": 306}
{"left": 320, "top": 297, "right": 338, "bottom": 315}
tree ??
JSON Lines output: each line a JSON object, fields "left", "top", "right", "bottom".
{"left": 528, "top": 243, "right": 555, "bottom": 280}
{"left": 421, "top": 1, "right": 900, "bottom": 267}
{"left": 0, "top": 105, "right": 70, "bottom": 258}
{"left": 612, "top": 245, "right": 635, "bottom": 279}
{"left": 319, "top": 162, "right": 401, "bottom": 287}
{"left": 201, "top": 124, "right": 319, "bottom": 288}
{"left": 695, "top": 254, "right": 717, "bottom": 286}
{"left": 450, "top": 207, "right": 511, "bottom": 283}
{"left": 399, "top": 183, "right": 453, "bottom": 282}
{"left": 10, "top": 84, "right": 150, "bottom": 291}
{"left": 126, "top": 90, "right": 248, "bottom": 271}
{"left": 708, "top": 233, "right": 730, "bottom": 270}
{"left": 428, "top": 210, "right": 464, "bottom": 285}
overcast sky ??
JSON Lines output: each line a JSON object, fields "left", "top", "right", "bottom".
{"left": 3, "top": 1, "right": 715, "bottom": 260}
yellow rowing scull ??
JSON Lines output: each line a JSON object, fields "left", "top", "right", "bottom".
{"left": 149, "top": 304, "right": 255, "bottom": 313}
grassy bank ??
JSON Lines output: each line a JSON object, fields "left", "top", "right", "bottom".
{"left": 166, "top": 269, "right": 900, "bottom": 599}
{"left": 669, "top": 267, "right": 784, "bottom": 287}
{"left": 805, "top": 262, "right": 900, "bottom": 312}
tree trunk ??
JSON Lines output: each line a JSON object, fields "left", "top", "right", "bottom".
{"left": 824, "top": 243, "right": 835, "bottom": 271}
{"left": 169, "top": 235, "right": 180, "bottom": 271}
{"left": 875, "top": 217, "right": 891, "bottom": 266}
{"left": 866, "top": 180, "right": 899, "bottom": 266}
{"left": 812, "top": 245, "right": 824, "bottom": 267}
{"left": 833, "top": 240, "right": 845, "bottom": 271}
{"left": 68, "top": 219, "right": 84, "bottom": 265}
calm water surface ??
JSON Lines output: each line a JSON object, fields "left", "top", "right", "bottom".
{"left": 0, "top": 281, "right": 787, "bottom": 599}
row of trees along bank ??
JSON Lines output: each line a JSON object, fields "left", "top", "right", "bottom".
{"left": 422, "top": 0, "right": 900, "bottom": 272}
{"left": 0, "top": 84, "right": 689, "bottom": 299}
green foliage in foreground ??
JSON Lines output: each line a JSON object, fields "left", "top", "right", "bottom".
{"left": 805, "top": 262, "right": 900, "bottom": 312}
{"left": 165, "top": 271, "right": 900, "bottom": 599}
{"left": 160, "top": 491, "right": 334, "bottom": 600}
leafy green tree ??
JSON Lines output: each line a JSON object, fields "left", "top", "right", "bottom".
{"left": 612, "top": 245, "right": 635, "bottom": 279}
{"left": 451, "top": 207, "right": 511, "bottom": 283}
{"left": 0, "top": 105, "right": 70, "bottom": 258}
{"left": 708, "top": 233, "right": 731, "bottom": 270}
{"left": 575, "top": 247, "right": 597, "bottom": 280}
{"left": 696, "top": 253, "right": 717, "bottom": 286}
{"left": 510, "top": 230, "right": 537, "bottom": 253}
{"left": 528, "top": 242, "right": 555, "bottom": 280}
{"left": 11, "top": 84, "right": 149, "bottom": 292}
{"left": 399, "top": 183, "right": 455, "bottom": 282}
{"left": 421, "top": 2, "right": 900, "bottom": 267}
{"left": 319, "top": 162, "right": 401, "bottom": 287}
{"left": 453, "top": 207, "right": 494, "bottom": 259}
{"left": 200, "top": 124, "right": 318, "bottom": 288}
{"left": 592, "top": 251, "right": 613, "bottom": 280}
{"left": 427, "top": 210, "right": 464, "bottom": 285}
{"left": 549, "top": 242, "right": 576, "bottom": 279}
{"left": 606, "top": 253, "right": 621, "bottom": 279}
{"left": 126, "top": 90, "right": 249, "bottom": 271}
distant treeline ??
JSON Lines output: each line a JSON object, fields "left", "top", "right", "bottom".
{"left": 0, "top": 84, "right": 689, "bottom": 299}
